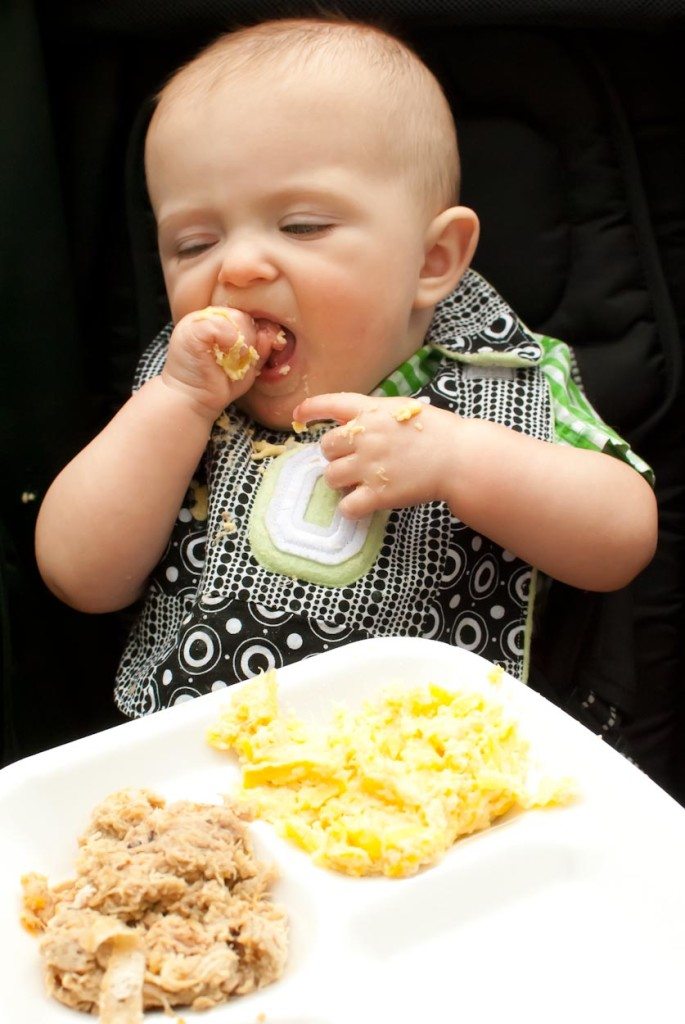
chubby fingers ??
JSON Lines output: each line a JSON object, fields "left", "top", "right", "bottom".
{"left": 179, "top": 307, "right": 256, "bottom": 363}
{"left": 319, "top": 450, "right": 383, "bottom": 519}
{"left": 189, "top": 306, "right": 256, "bottom": 346}
{"left": 319, "top": 422, "right": 394, "bottom": 521}
{"left": 319, "top": 417, "right": 368, "bottom": 461}
{"left": 337, "top": 484, "right": 381, "bottom": 521}
{"left": 293, "top": 392, "right": 378, "bottom": 428}
{"left": 185, "top": 307, "right": 263, "bottom": 383}
{"left": 189, "top": 310, "right": 289, "bottom": 371}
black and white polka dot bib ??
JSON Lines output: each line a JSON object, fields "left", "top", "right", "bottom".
{"left": 114, "top": 270, "right": 553, "bottom": 717}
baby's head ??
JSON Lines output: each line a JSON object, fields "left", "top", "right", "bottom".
{"left": 145, "top": 17, "right": 479, "bottom": 427}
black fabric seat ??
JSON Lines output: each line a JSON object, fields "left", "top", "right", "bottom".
{"left": 2, "top": 1, "right": 684, "bottom": 799}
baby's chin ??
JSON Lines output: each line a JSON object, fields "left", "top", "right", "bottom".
{"left": 234, "top": 392, "right": 297, "bottom": 432}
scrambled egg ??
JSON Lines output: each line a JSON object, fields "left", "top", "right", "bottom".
{"left": 207, "top": 672, "right": 572, "bottom": 879}
{"left": 250, "top": 438, "right": 299, "bottom": 461}
{"left": 188, "top": 479, "right": 208, "bottom": 522}
{"left": 392, "top": 401, "right": 423, "bottom": 423}
{"left": 191, "top": 306, "right": 259, "bottom": 381}
{"left": 212, "top": 341, "right": 259, "bottom": 381}
{"left": 341, "top": 420, "right": 366, "bottom": 441}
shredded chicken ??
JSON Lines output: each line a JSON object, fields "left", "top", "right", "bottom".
{"left": 21, "top": 790, "right": 288, "bottom": 1018}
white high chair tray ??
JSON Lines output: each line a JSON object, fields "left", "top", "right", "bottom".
{"left": 1, "top": 637, "right": 684, "bottom": 1024}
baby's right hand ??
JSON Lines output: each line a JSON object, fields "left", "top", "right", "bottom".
{"left": 162, "top": 307, "right": 270, "bottom": 420}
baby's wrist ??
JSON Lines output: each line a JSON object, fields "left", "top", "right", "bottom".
{"left": 423, "top": 411, "right": 468, "bottom": 508}
{"left": 147, "top": 373, "right": 225, "bottom": 432}
{"left": 438, "top": 416, "right": 507, "bottom": 515}
{"left": 421, "top": 407, "right": 467, "bottom": 505}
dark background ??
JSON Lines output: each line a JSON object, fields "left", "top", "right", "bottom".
{"left": 2, "top": 1, "right": 684, "bottom": 798}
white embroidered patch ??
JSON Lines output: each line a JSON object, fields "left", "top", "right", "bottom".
{"left": 265, "top": 445, "right": 372, "bottom": 564}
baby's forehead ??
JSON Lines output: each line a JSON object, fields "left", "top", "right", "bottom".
{"left": 150, "top": 58, "right": 401, "bottom": 159}
{"left": 160, "top": 51, "right": 393, "bottom": 119}
{"left": 148, "top": 32, "right": 458, "bottom": 212}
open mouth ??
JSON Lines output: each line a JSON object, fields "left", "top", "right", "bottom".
{"left": 254, "top": 319, "right": 297, "bottom": 376}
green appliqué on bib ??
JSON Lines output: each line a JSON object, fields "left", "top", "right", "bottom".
{"left": 249, "top": 445, "right": 388, "bottom": 586}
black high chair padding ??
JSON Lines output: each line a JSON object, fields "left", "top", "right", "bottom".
{"left": 3, "top": 0, "right": 684, "bottom": 802}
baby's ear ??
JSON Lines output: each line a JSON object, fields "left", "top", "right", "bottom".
{"left": 413, "top": 207, "right": 479, "bottom": 310}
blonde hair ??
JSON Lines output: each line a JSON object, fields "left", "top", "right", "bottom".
{"left": 151, "top": 17, "right": 460, "bottom": 212}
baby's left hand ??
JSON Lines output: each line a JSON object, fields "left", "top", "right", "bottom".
{"left": 293, "top": 393, "right": 461, "bottom": 519}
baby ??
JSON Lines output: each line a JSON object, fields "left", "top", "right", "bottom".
{"left": 35, "top": 17, "right": 657, "bottom": 717}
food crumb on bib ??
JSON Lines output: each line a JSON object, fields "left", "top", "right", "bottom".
{"left": 251, "top": 438, "right": 299, "bottom": 461}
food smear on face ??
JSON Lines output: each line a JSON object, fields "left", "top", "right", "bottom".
{"left": 21, "top": 790, "right": 288, "bottom": 1018}
{"left": 207, "top": 672, "right": 574, "bottom": 879}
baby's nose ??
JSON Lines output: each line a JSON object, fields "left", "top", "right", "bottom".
{"left": 217, "top": 240, "right": 278, "bottom": 288}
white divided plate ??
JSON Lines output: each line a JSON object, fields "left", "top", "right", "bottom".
{"left": 1, "top": 637, "right": 685, "bottom": 1024}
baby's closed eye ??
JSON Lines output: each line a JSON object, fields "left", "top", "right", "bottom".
{"left": 280, "top": 222, "right": 333, "bottom": 237}
{"left": 176, "top": 240, "right": 216, "bottom": 259}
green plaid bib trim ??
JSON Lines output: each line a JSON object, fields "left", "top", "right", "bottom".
{"left": 373, "top": 337, "right": 654, "bottom": 486}
{"left": 372, "top": 345, "right": 443, "bottom": 398}
{"left": 535, "top": 334, "right": 654, "bottom": 486}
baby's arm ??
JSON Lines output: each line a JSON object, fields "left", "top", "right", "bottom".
{"left": 36, "top": 309, "right": 271, "bottom": 613}
{"left": 294, "top": 393, "right": 658, "bottom": 592}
